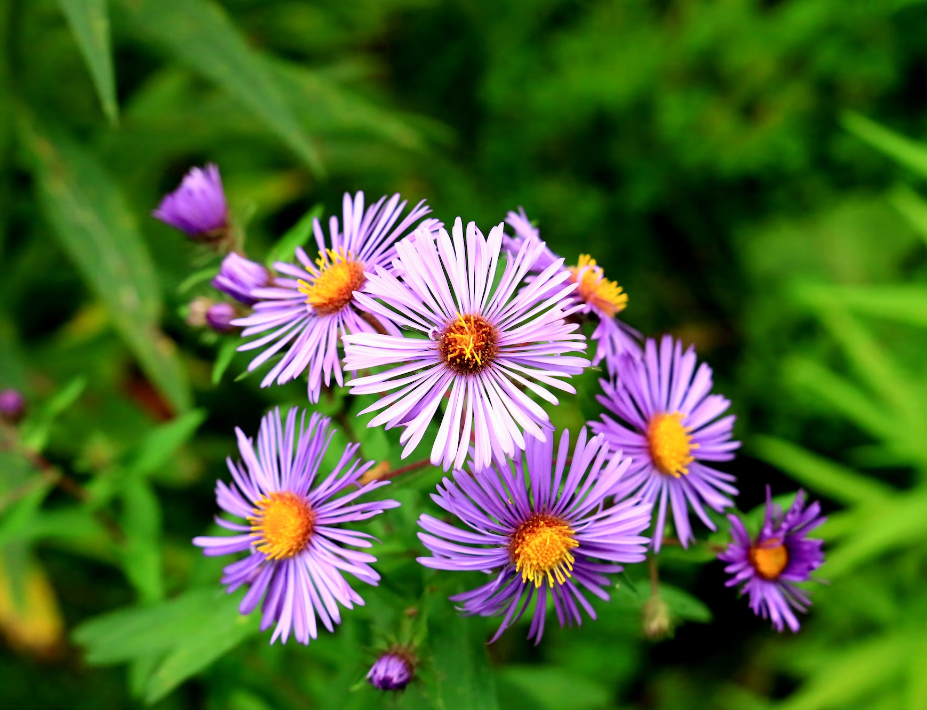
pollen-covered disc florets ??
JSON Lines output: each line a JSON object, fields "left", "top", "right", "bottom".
{"left": 438, "top": 314, "right": 498, "bottom": 374}
{"left": 298, "top": 248, "right": 367, "bottom": 315}
{"left": 509, "top": 513, "right": 579, "bottom": 588}
{"left": 249, "top": 491, "right": 315, "bottom": 560}
{"left": 647, "top": 412, "right": 697, "bottom": 477}
{"left": 570, "top": 254, "right": 628, "bottom": 318}
{"left": 749, "top": 539, "right": 789, "bottom": 581}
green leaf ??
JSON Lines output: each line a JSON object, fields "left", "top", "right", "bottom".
{"left": 125, "top": 409, "right": 207, "bottom": 479}
{"left": 19, "top": 376, "right": 87, "bottom": 452}
{"left": 430, "top": 611, "right": 499, "bottom": 710}
{"left": 120, "top": 478, "right": 163, "bottom": 603}
{"left": 265, "top": 203, "right": 323, "bottom": 267}
{"left": 793, "top": 282, "right": 927, "bottom": 328}
{"left": 752, "top": 436, "right": 893, "bottom": 506}
{"left": 843, "top": 111, "right": 927, "bottom": 179}
{"left": 56, "top": 0, "right": 118, "bottom": 125}
{"left": 120, "top": 0, "right": 324, "bottom": 175}
{"left": 178, "top": 266, "right": 220, "bottom": 295}
{"left": 19, "top": 119, "right": 191, "bottom": 413}
{"left": 212, "top": 339, "right": 239, "bottom": 385}
{"left": 498, "top": 665, "right": 610, "bottom": 710}
{"left": 659, "top": 583, "right": 712, "bottom": 623}
{"left": 890, "top": 184, "right": 927, "bottom": 250}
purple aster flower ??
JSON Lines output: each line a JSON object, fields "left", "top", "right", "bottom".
{"left": 153, "top": 164, "right": 229, "bottom": 242}
{"left": 367, "top": 648, "right": 415, "bottom": 691}
{"left": 233, "top": 192, "right": 432, "bottom": 403}
{"left": 720, "top": 488, "right": 825, "bottom": 632}
{"left": 590, "top": 335, "right": 740, "bottom": 551}
{"left": 503, "top": 207, "right": 641, "bottom": 373}
{"left": 417, "top": 427, "right": 651, "bottom": 644}
{"left": 0, "top": 389, "right": 26, "bottom": 424}
{"left": 212, "top": 253, "right": 269, "bottom": 306}
{"left": 193, "top": 408, "right": 400, "bottom": 645}
{"left": 342, "top": 218, "right": 590, "bottom": 472}
{"left": 206, "top": 303, "right": 237, "bottom": 333}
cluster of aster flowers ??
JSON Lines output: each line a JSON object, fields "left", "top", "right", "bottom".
{"left": 155, "top": 164, "right": 827, "bottom": 683}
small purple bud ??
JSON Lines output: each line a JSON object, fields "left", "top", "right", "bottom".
{"left": 206, "top": 303, "right": 237, "bottom": 333}
{"left": 367, "top": 650, "right": 414, "bottom": 691}
{"left": 212, "top": 253, "right": 269, "bottom": 305}
{"left": 0, "top": 389, "right": 26, "bottom": 424}
{"left": 153, "top": 164, "right": 229, "bottom": 243}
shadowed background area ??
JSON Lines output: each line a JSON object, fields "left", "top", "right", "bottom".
{"left": 2, "top": 0, "right": 927, "bottom": 708}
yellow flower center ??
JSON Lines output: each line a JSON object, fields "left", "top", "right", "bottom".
{"left": 750, "top": 539, "right": 789, "bottom": 580}
{"left": 509, "top": 513, "right": 579, "bottom": 588}
{"left": 569, "top": 254, "right": 628, "bottom": 317}
{"left": 438, "top": 313, "right": 498, "bottom": 375}
{"left": 297, "top": 248, "right": 366, "bottom": 315}
{"left": 249, "top": 491, "right": 315, "bottom": 560}
{"left": 647, "top": 412, "right": 697, "bottom": 477}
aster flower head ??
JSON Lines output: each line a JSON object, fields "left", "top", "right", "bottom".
{"left": 193, "top": 408, "right": 399, "bottom": 645}
{"left": 213, "top": 253, "right": 269, "bottom": 306}
{"left": 206, "top": 303, "right": 237, "bottom": 333}
{"left": 153, "top": 164, "right": 229, "bottom": 242}
{"left": 720, "top": 488, "right": 825, "bottom": 632}
{"left": 503, "top": 207, "right": 641, "bottom": 372}
{"left": 591, "top": 335, "right": 740, "bottom": 551}
{"left": 343, "top": 217, "right": 590, "bottom": 472}
{"left": 367, "top": 648, "right": 415, "bottom": 691}
{"left": 417, "top": 427, "right": 651, "bottom": 644}
{"left": 233, "top": 192, "right": 432, "bottom": 403}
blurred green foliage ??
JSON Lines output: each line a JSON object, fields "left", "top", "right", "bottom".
{"left": 3, "top": 0, "right": 927, "bottom": 708}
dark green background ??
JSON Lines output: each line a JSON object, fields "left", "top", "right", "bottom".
{"left": 2, "top": 1, "right": 927, "bottom": 708}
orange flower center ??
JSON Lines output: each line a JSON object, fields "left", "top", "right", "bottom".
{"left": 647, "top": 412, "right": 697, "bottom": 477}
{"left": 298, "top": 248, "right": 366, "bottom": 315}
{"left": 569, "top": 254, "right": 628, "bottom": 317}
{"left": 438, "top": 313, "right": 498, "bottom": 375}
{"left": 509, "top": 513, "right": 579, "bottom": 588}
{"left": 249, "top": 491, "right": 315, "bottom": 560}
{"left": 750, "top": 539, "right": 789, "bottom": 580}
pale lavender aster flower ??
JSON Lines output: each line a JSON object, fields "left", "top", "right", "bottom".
{"left": 343, "top": 217, "right": 590, "bottom": 472}
{"left": 720, "top": 487, "right": 825, "bottom": 632}
{"left": 591, "top": 335, "right": 740, "bottom": 551}
{"left": 503, "top": 207, "right": 641, "bottom": 373}
{"left": 206, "top": 303, "right": 237, "bottom": 333}
{"left": 153, "top": 164, "right": 229, "bottom": 241}
{"left": 213, "top": 253, "right": 269, "bottom": 306}
{"left": 193, "top": 408, "right": 399, "bottom": 645}
{"left": 367, "top": 649, "right": 415, "bottom": 691}
{"left": 233, "top": 192, "right": 432, "bottom": 403}
{"left": 417, "top": 428, "right": 651, "bottom": 644}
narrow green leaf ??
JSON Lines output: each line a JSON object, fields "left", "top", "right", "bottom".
{"left": 125, "top": 409, "right": 207, "bottom": 479}
{"left": 19, "top": 376, "right": 87, "bottom": 452}
{"left": 120, "top": 0, "right": 324, "bottom": 175}
{"left": 751, "top": 436, "right": 894, "bottom": 505}
{"left": 212, "top": 339, "right": 239, "bottom": 385}
{"left": 890, "top": 184, "right": 927, "bottom": 250}
{"left": 793, "top": 282, "right": 927, "bottom": 329}
{"left": 659, "top": 584, "right": 712, "bottom": 623}
{"left": 120, "top": 478, "right": 163, "bottom": 603}
{"left": 178, "top": 266, "right": 220, "bottom": 295}
{"left": 843, "top": 111, "right": 927, "bottom": 179}
{"left": 265, "top": 203, "right": 323, "bottom": 267}
{"left": 498, "top": 666, "right": 609, "bottom": 710}
{"left": 430, "top": 611, "right": 499, "bottom": 710}
{"left": 56, "top": 0, "right": 118, "bottom": 125}
{"left": 19, "top": 118, "right": 191, "bottom": 413}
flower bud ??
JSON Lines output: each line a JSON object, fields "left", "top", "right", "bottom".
{"left": 206, "top": 303, "right": 237, "bottom": 333}
{"left": 642, "top": 596, "right": 674, "bottom": 640}
{"left": 0, "top": 389, "right": 26, "bottom": 424}
{"left": 212, "top": 252, "right": 269, "bottom": 305}
{"left": 367, "top": 649, "right": 414, "bottom": 691}
{"left": 153, "top": 164, "right": 230, "bottom": 244}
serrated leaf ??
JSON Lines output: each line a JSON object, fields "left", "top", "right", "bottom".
{"left": 120, "top": 0, "right": 324, "bottom": 175}
{"left": 265, "top": 203, "right": 323, "bottom": 267}
{"left": 56, "top": 0, "right": 118, "bottom": 124}
{"left": 19, "top": 119, "right": 191, "bottom": 413}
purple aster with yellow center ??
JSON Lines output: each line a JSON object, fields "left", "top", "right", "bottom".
{"left": 232, "top": 192, "right": 432, "bottom": 403}
{"left": 417, "top": 428, "right": 651, "bottom": 644}
{"left": 213, "top": 252, "right": 269, "bottom": 306}
{"left": 153, "top": 164, "right": 229, "bottom": 242}
{"left": 720, "top": 487, "right": 825, "bottom": 632}
{"left": 502, "top": 207, "right": 641, "bottom": 373}
{"left": 193, "top": 408, "right": 399, "bottom": 645}
{"left": 591, "top": 335, "right": 740, "bottom": 551}
{"left": 342, "top": 218, "right": 589, "bottom": 472}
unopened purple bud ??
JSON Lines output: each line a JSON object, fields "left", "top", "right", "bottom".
{"left": 212, "top": 253, "right": 269, "bottom": 305}
{"left": 206, "top": 303, "right": 237, "bottom": 333}
{"left": 0, "top": 389, "right": 26, "bottom": 424}
{"left": 153, "top": 164, "right": 229, "bottom": 242}
{"left": 367, "top": 650, "right": 414, "bottom": 691}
